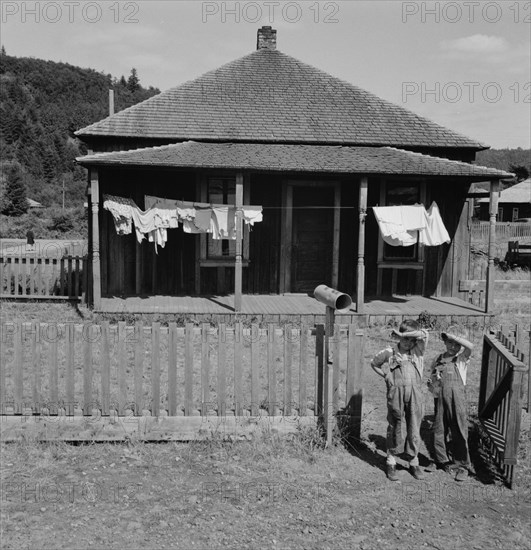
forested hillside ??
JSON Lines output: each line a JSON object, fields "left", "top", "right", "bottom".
{"left": 0, "top": 50, "right": 160, "bottom": 238}
{"left": 476, "top": 148, "right": 530, "bottom": 177}
{"left": 0, "top": 51, "right": 159, "bottom": 207}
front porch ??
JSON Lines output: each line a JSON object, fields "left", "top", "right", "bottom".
{"left": 98, "top": 293, "right": 488, "bottom": 324}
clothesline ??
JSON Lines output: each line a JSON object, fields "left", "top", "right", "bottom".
{"left": 103, "top": 194, "right": 263, "bottom": 253}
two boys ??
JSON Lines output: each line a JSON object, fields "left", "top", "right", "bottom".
{"left": 371, "top": 320, "right": 474, "bottom": 482}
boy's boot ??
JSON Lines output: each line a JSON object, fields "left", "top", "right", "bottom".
{"left": 386, "top": 464, "right": 399, "bottom": 482}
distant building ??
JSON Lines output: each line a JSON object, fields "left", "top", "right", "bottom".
{"left": 478, "top": 179, "right": 531, "bottom": 221}
{"left": 27, "top": 198, "right": 44, "bottom": 209}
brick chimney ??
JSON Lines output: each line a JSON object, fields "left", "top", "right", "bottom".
{"left": 257, "top": 26, "right": 277, "bottom": 50}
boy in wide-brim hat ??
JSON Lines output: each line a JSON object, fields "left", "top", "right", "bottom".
{"left": 371, "top": 319, "right": 429, "bottom": 481}
{"left": 428, "top": 331, "right": 474, "bottom": 482}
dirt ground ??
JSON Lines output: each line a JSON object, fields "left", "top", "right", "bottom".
{"left": 0, "top": 420, "right": 530, "bottom": 550}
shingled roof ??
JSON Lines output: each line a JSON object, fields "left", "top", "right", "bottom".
{"left": 76, "top": 142, "right": 510, "bottom": 179}
{"left": 76, "top": 30, "right": 486, "bottom": 150}
{"left": 478, "top": 178, "right": 531, "bottom": 203}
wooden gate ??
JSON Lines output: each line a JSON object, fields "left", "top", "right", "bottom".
{"left": 478, "top": 330, "right": 528, "bottom": 488}
{"left": 0, "top": 321, "right": 364, "bottom": 441}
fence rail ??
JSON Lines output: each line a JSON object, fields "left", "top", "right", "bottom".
{"left": 478, "top": 330, "right": 528, "bottom": 488}
{"left": 471, "top": 221, "right": 531, "bottom": 241}
{"left": 0, "top": 255, "right": 86, "bottom": 300}
{"left": 0, "top": 322, "right": 364, "bottom": 434}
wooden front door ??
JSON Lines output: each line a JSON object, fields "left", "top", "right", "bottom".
{"left": 291, "top": 187, "right": 334, "bottom": 293}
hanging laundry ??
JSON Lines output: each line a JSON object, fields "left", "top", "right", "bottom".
{"left": 211, "top": 205, "right": 237, "bottom": 240}
{"left": 103, "top": 194, "right": 135, "bottom": 235}
{"left": 145, "top": 195, "right": 180, "bottom": 229}
{"left": 242, "top": 206, "right": 263, "bottom": 226}
{"left": 419, "top": 202, "right": 451, "bottom": 246}
{"left": 182, "top": 219, "right": 203, "bottom": 234}
{"left": 193, "top": 204, "right": 213, "bottom": 232}
{"left": 373, "top": 206, "right": 416, "bottom": 246}
{"left": 176, "top": 200, "right": 196, "bottom": 222}
{"left": 373, "top": 205, "right": 428, "bottom": 247}
{"left": 402, "top": 204, "right": 428, "bottom": 233}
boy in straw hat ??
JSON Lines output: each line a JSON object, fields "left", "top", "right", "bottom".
{"left": 371, "top": 319, "right": 429, "bottom": 481}
{"left": 428, "top": 331, "right": 474, "bottom": 482}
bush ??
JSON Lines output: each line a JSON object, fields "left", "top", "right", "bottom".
{"left": 49, "top": 210, "right": 75, "bottom": 233}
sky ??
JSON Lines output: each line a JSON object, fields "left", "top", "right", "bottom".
{"left": 1, "top": 0, "right": 530, "bottom": 149}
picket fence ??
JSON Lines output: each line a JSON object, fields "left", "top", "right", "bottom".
{"left": 471, "top": 221, "right": 531, "bottom": 241}
{"left": 0, "top": 255, "right": 87, "bottom": 300}
{"left": 0, "top": 322, "right": 364, "bottom": 430}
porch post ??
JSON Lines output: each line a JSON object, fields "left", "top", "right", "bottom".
{"left": 485, "top": 179, "right": 500, "bottom": 313}
{"left": 356, "top": 177, "right": 368, "bottom": 313}
{"left": 234, "top": 172, "right": 244, "bottom": 312}
{"left": 90, "top": 168, "right": 101, "bottom": 310}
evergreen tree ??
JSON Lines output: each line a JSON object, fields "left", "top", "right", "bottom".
{"left": 127, "top": 68, "right": 140, "bottom": 92}
{"left": 509, "top": 165, "right": 529, "bottom": 182}
{"left": 2, "top": 164, "right": 28, "bottom": 216}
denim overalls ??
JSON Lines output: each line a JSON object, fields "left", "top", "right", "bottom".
{"left": 386, "top": 352, "right": 424, "bottom": 460}
{"left": 431, "top": 354, "right": 470, "bottom": 467}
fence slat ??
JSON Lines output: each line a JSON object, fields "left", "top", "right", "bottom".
{"left": 65, "top": 323, "right": 74, "bottom": 415}
{"left": 13, "top": 325, "right": 23, "bottom": 413}
{"left": 0, "top": 324, "right": 5, "bottom": 408}
{"left": 74, "top": 256, "right": 80, "bottom": 297}
{"left": 134, "top": 322, "right": 144, "bottom": 416}
{"left": 14, "top": 255, "right": 20, "bottom": 295}
{"left": 283, "top": 325, "right": 292, "bottom": 416}
{"left": 217, "top": 324, "right": 226, "bottom": 416}
{"left": 60, "top": 257, "right": 65, "bottom": 296}
{"left": 6, "top": 257, "right": 12, "bottom": 295}
{"left": 117, "top": 322, "right": 127, "bottom": 415}
{"left": 346, "top": 328, "right": 365, "bottom": 440}
{"left": 28, "top": 258, "right": 34, "bottom": 295}
{"left": 151, "top": 322, "right": 160, "bottom": 417}
{"left": 315, "top": 324, "right": 324, "bottom": 418}
{"left": 31, "top": 322, "right": 41, "bottom": 414}
{"left": 0, "top": 256, "right": 4, "bottom": 294}
{"left": 250, "top": 325, "right": 259, "bottom": 416}
{"left": 333, "top": 325, "right": 340, "bottom": 413}
{"left": 101, "top": 321, "right": 111, "bottom": 416}
{"left": 168, "top": 323, "right": 177, "bottom": 416}
{"left": 267, "top": 324, "right": 276, "bottom": 415}
{"left": 201, "top": 323, "right": 210, "bottom": 415}
{"left": 234, "top": 323, "right": 242, "bottom": 416}
{"left": 36, "top": 258, "right": 42, "bottom": 296}
{"left": 299, "top": 325, "right": 308, "bottom": 416}
{"left": 83, "top": 324, "right": 93, "bottom": 416}
{"left": 184, "top": 324, "right": 194, "bottom": 416}
{"left": 67, "top": 256, "right": 73, "bottom": 298}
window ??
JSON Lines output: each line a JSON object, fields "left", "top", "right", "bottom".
{"left": 382, "top": 183, "right": 420, "bottom": 261}
{"left": 512, "top": 208, "right": 519, "bottom": 222}
{"left": 498, "top": 207, "right": 503, "bottom": 222}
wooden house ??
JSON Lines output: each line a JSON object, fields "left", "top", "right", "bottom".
{"left": 76, "top": 27, "right": 510, "bottom": 318}
{"left": 478, "top": 179, "right": 531, "bottom": 221}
